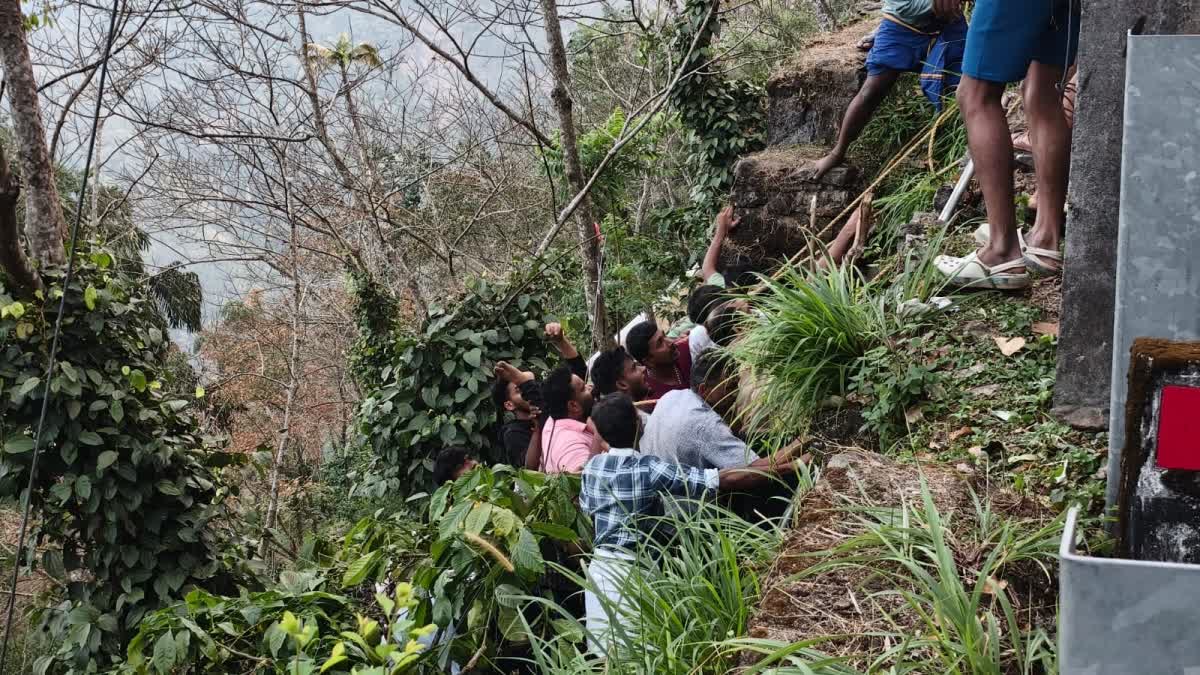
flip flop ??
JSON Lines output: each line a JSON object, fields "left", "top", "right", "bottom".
{"left": 1019, "top": 229, "right": 1063, "bottom": 275}
{"left": 934, "top": 251, "right": 1030, "bottom": 290}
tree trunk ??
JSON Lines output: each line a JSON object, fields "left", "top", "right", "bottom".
{"left": 259, "top": 146, "right": 303, "bottom": 559}
{"left": 0, "top": 0, "right": 67, "bottom": 268}
{"left": 539, "top": 0, "right": 611, "bottom": 352}
{"left": 0, "top": 143, "right": 37, "bottom": 292}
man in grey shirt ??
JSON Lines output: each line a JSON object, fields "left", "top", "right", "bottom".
{"left": 640, "top": 351, "right": 761, "bottom": 470}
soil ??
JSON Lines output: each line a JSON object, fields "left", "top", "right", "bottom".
{"left": 769, "top": 19, "right": 879, "bottom": 93}
{"left": 745, "top": 451, "right": 1057, "bottom": 671}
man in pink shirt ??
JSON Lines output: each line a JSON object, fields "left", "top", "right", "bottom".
{"left": 539, "top": 364, "right": 597, "bottom": 474}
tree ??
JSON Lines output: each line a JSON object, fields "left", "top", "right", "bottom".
{"left": 0, "top": 0, "right": 66, "bottom": 285}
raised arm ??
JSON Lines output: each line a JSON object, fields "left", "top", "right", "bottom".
{"left": 544, "top": 322, "right": 586, "bottom": 377}
{"left": 524, "top": 407, "right": 544, "bottom": 470}
{"left": 701, "top": 205, "right": 739, "bottom": 282}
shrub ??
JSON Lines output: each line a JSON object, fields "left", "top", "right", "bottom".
{"left": 0, "top": 249, "right": 235, "bottom": 672}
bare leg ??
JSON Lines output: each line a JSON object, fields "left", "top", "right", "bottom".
{"left": 1022, "top": 61, "right": 1070, "bottom": 268}
{"left": 957, "top": 75, "right": 1022, "bottom": 266}
{"left": 813, "top": 70, "right": 902, "bottom": 179}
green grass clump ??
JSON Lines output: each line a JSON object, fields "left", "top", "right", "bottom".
{"left": 730, "top": 262, "right": 888, "bottom": 440}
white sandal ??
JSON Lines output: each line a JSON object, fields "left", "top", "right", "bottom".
{"left": 973, "top": 224, "right": 1062, "bottom": 275}
{"left": 1018, "top": 229, "right": 1063, "bottom": 275}
{"left": 934, "top": 251, "right": 1030, "bottom": 290}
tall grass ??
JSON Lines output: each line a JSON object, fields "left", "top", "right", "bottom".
{"left": 730, "top": 263, "right": 888, "bottom": 440}
{"left": 514, "top": 483, "right": 810, "bottom": 675}
{"left": 781, "top": 480, "right": 1062, "bottom": 674}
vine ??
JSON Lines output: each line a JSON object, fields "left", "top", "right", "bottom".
{"left": 669, "top": 0, "right": 767, "bottom": 205}
{"left": 0, "top": 248, "right": 235, "bottom": 672}
{"left": 351, "top": 261, "right": 574, "bottom": 496}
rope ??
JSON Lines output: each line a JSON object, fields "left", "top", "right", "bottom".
{"left": 0, "top": 0, "right": 123, "bottom": 666}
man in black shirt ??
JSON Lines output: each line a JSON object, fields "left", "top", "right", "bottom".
{"left": 491, "top": 323, "right": 588, "bottom": 467}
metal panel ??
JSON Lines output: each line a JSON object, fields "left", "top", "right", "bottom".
{"left": 1105, "top": 35, "right": 1200, "bottom": 509}
{"left": 1059, "top": 507, "right": 1200, "bottom": 673}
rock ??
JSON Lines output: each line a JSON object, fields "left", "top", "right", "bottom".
{"left": 724, "top": 146, "right": 864, "bottom": 274}
{"left": 1051, "top": 404, "right": 1109, "bottom": 431}
{"left": 765, "top": 19, "right": 876, "bottom": 147}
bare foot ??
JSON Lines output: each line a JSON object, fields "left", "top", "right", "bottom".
{"left": 811, "top": 153, "right": 843, "bottom": 181}
{"left": 495, "top": 361, "right": 535, "bottom": 384}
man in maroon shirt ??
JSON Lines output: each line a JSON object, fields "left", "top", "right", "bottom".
{"left": 625, "top": 320, "right": 692, "bottom": 400}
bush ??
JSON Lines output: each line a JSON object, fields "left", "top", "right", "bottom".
{"left": 352, "top": 265, "right": 572, "bottom": 496}
{"left": 0, "top": 249, "right": 236, "bottom": 672}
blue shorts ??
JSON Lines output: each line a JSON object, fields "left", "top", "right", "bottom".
{"left": 866, "top": 16, "right": 967, "bottom": 109}
{"left": 963, "top": 0, "right": 1081, "bottom": 83}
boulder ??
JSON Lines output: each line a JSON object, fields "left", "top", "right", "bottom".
{"left": 766, "top": 19, "right": 877, "bottom": 147}
{"left": 722, "top": 146, "right": 862, "bottom": 275}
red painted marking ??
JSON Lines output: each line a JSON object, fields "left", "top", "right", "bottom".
{"left": 1157, "top": 385, "right": 1200, "bottom": 470}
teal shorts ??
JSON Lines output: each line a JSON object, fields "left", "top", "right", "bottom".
{"left": 962, "top": 0, "right": 1080, "bottom": 83}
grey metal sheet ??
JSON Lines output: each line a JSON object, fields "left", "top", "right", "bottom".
{"left": 1105, "top": 35, "right": 1200, "bottom": 509}
{"left": 1060, "top": 507, "right": 1200, "bottom": 673}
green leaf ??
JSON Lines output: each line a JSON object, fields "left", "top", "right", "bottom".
{"left": 511, "top": 527, "right": 544, "bottom": 578}
{"left": 341, "top": 550, "right": 382, "bottom": 587}
{"left": 156, "top": 480, "right": 182, "bottom": 496}
{"left": 529, "top": 522, "right": 579, "bottom": 542}
{"left": 66, "top": 400, "right": 82, "bottom": 420}
{"left": 97, "top": 450, "right": 119, "bottom": 471}
{"left": 16, "top": 376, "right": 40, "bottom": 398}
{"left": 84, "top": 284, "right": 98, "bottom": 311}
{"left": 109, "top": 399, "right": 124, "bottom": 423}
{"left": 194, "top": 386, "right": 205, "bottom": 399}
{"left": 463, "top": 348, "right": 482, "bottom": 368}
{"left": 3, "top": 435, "right": 34, "bottom": 455}
{"left": 91, "top": 251, "right": 113, "bottom": 269}
{"left": 151, "top": 630, "right": 178, "bottom": 671}
{"left": 320, "top": 642, "right": 348, "bottom": 673}
{"left": 442, "top": 360, "right": 456, "bottom": 376}
{"left": 75, "top": 475, "right": 91, "bottom": 500}
{"left": 78, "top": 431, "right": 103, "bottom": 446}
{"left": 464, "top": 502, "right": 492, "bottom": 537}
{"left": 490, "top": 507, "right": 518, "bottom": 536}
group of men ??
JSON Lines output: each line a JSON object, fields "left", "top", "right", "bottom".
{"left": 431, "top": 205, "right": 805, "bottom": 653}
{"left": 816, "top": 0, "right": 1080, "bottom": 290}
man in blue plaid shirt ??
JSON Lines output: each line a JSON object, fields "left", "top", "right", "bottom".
{"left": 579, "top": 392, "right": 801, "bottom": 655}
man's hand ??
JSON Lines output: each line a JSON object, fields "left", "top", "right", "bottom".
{"left": 528, "top": 406, "right": 543, "bottom": 431}
{"left": 715, "top": 205, "right": 740, "bottom": 235}
{"left": 495, "top": 361, "right": 535, "bottom": 384}
{"left": 932, "top": 0, "right": 963, "bottom": 19}
{"left": 544, "top": 322, "right": 580, "bottom": 359}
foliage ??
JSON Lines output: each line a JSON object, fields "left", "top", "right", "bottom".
{"left": 730, "top": 263, "right": 888, "bottom": 439}
{"left": 851, "top": 341, "right": 943, "bottom": 446}
{"left": 118, "top": 572, "right": 434, "bottom": 674}
{"left": 519, "top": 496, "right": 791, "bottom": 674}
{"left": 542, "top": 108, "right": 663, "bottom": 218}
{"left": 412, "top": 465, "right": 589, "bottom": 668}
{"left": 0, "top": 248, "right": 235, "bottom": 672}
{"left": 670, "top": 0, "right": 766, "bottom": 204}
{"left": 352, "top": 264, "right": 573, "bottom": 495}
{"left": 794, "top": 481, "right": 1061, "bottom": 674}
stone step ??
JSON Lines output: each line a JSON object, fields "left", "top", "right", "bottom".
{"left": 723, "top": 146, "right": 863, "bottom": 274}
{"left": 766, "top": 18, "right": 878, "bottom": 147}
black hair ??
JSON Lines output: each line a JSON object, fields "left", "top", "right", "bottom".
{"left": 687, "top": 285, "right": 724, "bottom": 324}
{"left": 490, "top": 377, "right": 511, "bottom": 436}
{"left": 691, "top": 349, "right": 732, "bottom": 391}
{"left": 590, "top": 393, "right": 639, "bottom": 449}
{"left": 433, "top": 446, "right": 472, "bottom": 486}
{"left": 590, "top": 347, "right": 630, "bottom": 396}
{"left": 708, "top": 304, "right": 741, "bottom": 348}
{"left": 723, "top": 262, "right": 760, "bottom": 290}
{"left": 540, "top": 365, "right": 575, "bottom": 420}
{"left": 625, "top": 320, "right": 658, "bottom": 362}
